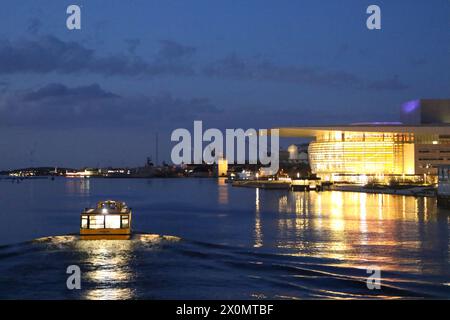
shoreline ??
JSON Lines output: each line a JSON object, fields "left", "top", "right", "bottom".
{"left": 0, "top": 175, "right": 438, "bottom": 198}
{"left": 330, "top": 184, "right": 436, "bottom": 197}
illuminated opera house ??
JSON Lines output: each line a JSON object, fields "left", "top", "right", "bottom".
{"left": 277, "top": 99, "right": 450, "bottom": 184}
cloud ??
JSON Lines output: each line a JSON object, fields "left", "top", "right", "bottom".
{"left": 204, "top": 53, "right": 410, "bottom": 91}
{"left": 27, "top": 18, "right": 42, "bottom": 35}
{"left": 0, "top": 35, "right": 409, "bottom": 91}
{"left": 0, "top": 83, "right": 221, "bottom": 128}
{"left": 0, "top": 35, "right": 196, "bottom": 77}
{"left": 124, "top": 38, "right": 141, "bottom": 54}
{"left": 204, "top": 53, "right": 363, "bottom": 88}
{"left": 0, "top": 80, "right": 8, "bottom": 93}
{"left": 22, "top": 83, "right": 119, "bottom": 101}
{"left": 157, "top": 40, "right": 196, "bottom": 60}
{"left": 367, "top": 75, "right": 410, "bottom": 91}
{"left": 147, "top": 39, "right": 197, "bottom": 76}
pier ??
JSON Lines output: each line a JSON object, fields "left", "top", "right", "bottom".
{"left": 231, "top": 178, "right": 323, "bottom": 191}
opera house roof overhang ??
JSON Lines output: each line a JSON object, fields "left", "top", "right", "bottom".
{"left": 273, "top": 124, "right": 450, "bottom": 138}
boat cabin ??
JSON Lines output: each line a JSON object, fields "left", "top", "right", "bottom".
{"left": 80, "top": 200, "right": 132, "bottom": 240}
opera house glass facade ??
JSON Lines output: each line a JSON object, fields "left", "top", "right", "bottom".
{"left": 277, "top": 99, "right": 450, "bottom": 183}
{"left": 308, "top": 131, "right": 415, "bottom": 182}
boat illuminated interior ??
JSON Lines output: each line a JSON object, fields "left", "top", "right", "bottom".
{"left": 80, "top": 200, "right": 132, "bottom": 240}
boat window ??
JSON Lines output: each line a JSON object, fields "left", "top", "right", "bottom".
{"left": 81, "top": 216, "right": 88, "bottom": 229}
{"left": 121, "top": 216, "right": 129, "bottom": 228}
{"left": 89, "top": 215, "right": 105, "bottom": 229}
{"left": 105, "top": 215, "right": 121, "bottom": 229}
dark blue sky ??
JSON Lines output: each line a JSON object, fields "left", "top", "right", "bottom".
{"left": 0, "top": 0, "right": 449, "bottom": 169}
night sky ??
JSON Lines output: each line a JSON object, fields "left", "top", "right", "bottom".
{"left": 0, "top": 0, "right": 449, "bottom": 169}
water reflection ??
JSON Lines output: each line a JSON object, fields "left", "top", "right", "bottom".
{"left": 75, "top": 240, "right": 134, "bottom": 300}
{"left": 254, "top": 188, "right": 263, "bottom": 248}
{"left": 217, "top": 178, "right": 229, "bottom": 205}
{"left": 65, "top": 178, "right": 91, "bottom": 196}
{"left": 27, "top": 235, "right": 181, "bottom": 300}
{"left": 2, "top": 178, "right": 448, "bottom": 299}
{"left": 72, "top": 235, "right": 178, "bottom": 300}
{"left": 255, "top": 190, "right": 449, "bottom": 273}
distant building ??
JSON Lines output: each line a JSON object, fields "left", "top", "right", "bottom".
{"left": 286, "top": 144, "right": 309, "bottom": 164}
{"left": 276, "top": 99, "right": 450, "bottom": 184}
{"left": 217, "top": 157, "right": 228, "bottom": 177}
{"left": 437, "top": 165, "right": 450, "bottom": 207}
{"left": 401, "top": 99, "right": 450, "bottom": 125}
{"left": 279, "top": 144, "right": 308, "bottom": 164}
{"left": 66, "top": 168, "right": 99, "bottom": 177}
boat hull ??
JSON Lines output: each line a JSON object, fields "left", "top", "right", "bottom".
{"left": 80, "top": 228, "right": 131, "bottom": 240}
{"left": 80, "top": 234, "right": 131, "bottom": 240}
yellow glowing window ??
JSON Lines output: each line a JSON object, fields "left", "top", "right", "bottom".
{"left": 89, "top": 216, "right": 105, "bottom": 229}
{"left": 121, "top": 216, "right": 129, "bottom": 228}
{"left": 81, "top": 216, "right": 88, "bottom": 229}
{"left": 105, "top": 215, "right": 121, "bottom": 229}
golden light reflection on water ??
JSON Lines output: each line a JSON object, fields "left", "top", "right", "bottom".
{"left": 32, "top": 235, "right": 136, "bottom": 299}
{"left": 254, "top": 188, "right": 263, "bottom": 248}
{"left": 75, "top": 240, "right": 135, "bottom": 300}
{"left": 71, "top": 234, "right": 179, "bottom": 300}
{"left": 65, "top": 178, "right": 90, "bottom": 196}
{"left": 256, "top": 190, "right": 447, "bottom": 272}
{"left": 218, "top": 178, "right": 229, "bottom": 205}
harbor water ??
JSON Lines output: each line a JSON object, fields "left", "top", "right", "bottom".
{"left": 0, "top": 177, "right": 449, "bottom": 299}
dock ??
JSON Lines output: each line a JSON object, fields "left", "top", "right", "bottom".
{"left": 231, "top": 180, "right": 291, "bottom": 189}
{"left": 231, "top": 178, "right": 323, "bottom": 190}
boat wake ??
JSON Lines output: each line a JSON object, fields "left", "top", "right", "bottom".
{"left": 0, "top": 234, "right": 448, "bottom": 299}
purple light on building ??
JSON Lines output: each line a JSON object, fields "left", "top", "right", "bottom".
{"left": 402, "top": 100, "right": 420, "bottom": 113}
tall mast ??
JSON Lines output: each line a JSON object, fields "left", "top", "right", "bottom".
{"left": 155, "top": 132, "right": 159, "bottom": 166}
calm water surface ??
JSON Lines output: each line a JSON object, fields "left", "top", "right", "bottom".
{"left": 0, "top": 177, "right": 449, "bottom": 299}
